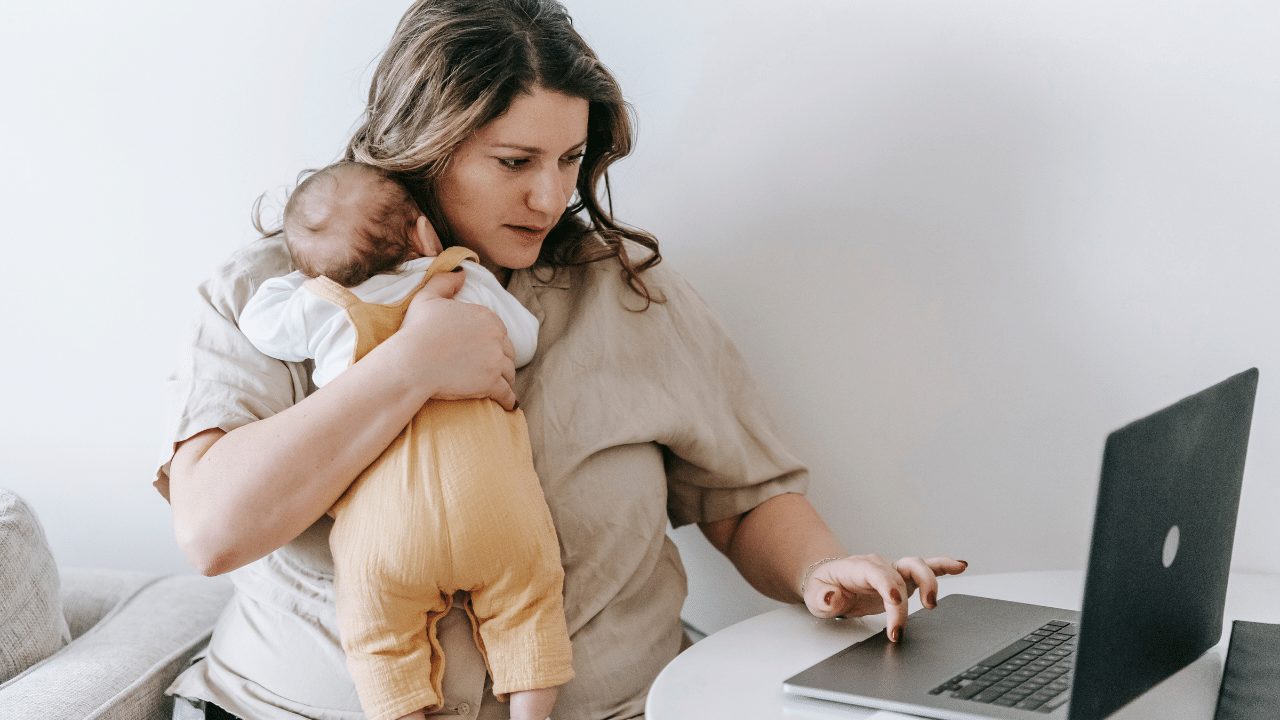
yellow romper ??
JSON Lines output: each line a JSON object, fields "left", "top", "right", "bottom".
{"left": 309, "top": 247, "right": 575, "bottom": 720}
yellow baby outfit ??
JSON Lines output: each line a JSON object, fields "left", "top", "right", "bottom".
{"left": 307, "top": 247, "right": 574, "bottom": 720}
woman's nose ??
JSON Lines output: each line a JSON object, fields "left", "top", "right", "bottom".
{"left": 525, "top": 165, "right": 567, "bottom": 215}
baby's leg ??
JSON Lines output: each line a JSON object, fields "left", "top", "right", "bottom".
{"left": 441, "top": 403, "right": 573, "bottom": 715}
{"left": 331, "top": 499, "right": 453, "bottom": 720}
{"left": 508, "top": 686, "right": 557, "bottom": 720}
{"left": 462, "top": 511, "right": 574, "bottom": 705}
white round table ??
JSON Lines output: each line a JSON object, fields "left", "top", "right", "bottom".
{"left": 646, "top": 570, "right": 1280, "bottom": 720}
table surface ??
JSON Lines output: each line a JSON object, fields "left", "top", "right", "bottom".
{"left": 646, "top": 570, "right": 1280, "bottom": 720}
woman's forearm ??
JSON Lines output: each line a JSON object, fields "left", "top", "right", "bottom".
{"left": 170, "top": 331, "right": 439, "bottom": 576}
{"left": 170, "top": 272, "right": 514, "bottom": 576}
{"left": 702, "top": 492, "right": 847, "bottom": 603}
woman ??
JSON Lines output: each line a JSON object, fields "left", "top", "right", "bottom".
{"left": 158, "top": 1, "right": 966, "bottom": 718}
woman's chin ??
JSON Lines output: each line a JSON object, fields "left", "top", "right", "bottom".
{"left": 495, "top": 247, "right": 544, "bottom": 271}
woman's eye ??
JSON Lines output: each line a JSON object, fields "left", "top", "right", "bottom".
{"left": 497, "top": 157, "right": 529, "bottom": 170}
{"left": 561, "top": 153, "right": 585, "bottom": 165}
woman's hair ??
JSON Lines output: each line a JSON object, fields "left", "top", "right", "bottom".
{"left": 279, "top": 161, "right": 422, "bottom": 287}
{"left": 346, "top": 0, "right": 662, "bottom": 305}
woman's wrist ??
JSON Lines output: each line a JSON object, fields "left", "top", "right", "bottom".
{"left": 370, "top": 328, "right": 443, "bottom": 405}
{"left": 799, "top": 556, "right": 844, "bottom": 600}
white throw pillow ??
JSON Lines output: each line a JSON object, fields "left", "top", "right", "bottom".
{"left": 0, "top": 490, "right": 70, "bottom": 683}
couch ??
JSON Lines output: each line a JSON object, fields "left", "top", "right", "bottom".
{"left": 0, "top": 495, "right": 703, "bottom": 720}
{"left": 0, "top": 490, "right": 233, "bottom": 720}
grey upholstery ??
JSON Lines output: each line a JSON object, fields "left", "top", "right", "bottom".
{"left": 0, "top": 566, "right": 233, "bottom": 720}
{"left": 62, "top": 567, "right": 157, "bottom": 640}
{"left": 0, "top": 492, "right": 71, "bottom": 684}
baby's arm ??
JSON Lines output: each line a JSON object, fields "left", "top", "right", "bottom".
{"left": 238, "top": 273, "right": 322, "bottom": 362}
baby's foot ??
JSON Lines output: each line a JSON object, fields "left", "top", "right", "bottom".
{"left": 508, "top": 686, "right": 557, "bottom": 720}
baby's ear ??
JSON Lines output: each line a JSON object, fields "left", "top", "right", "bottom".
{"left": 415, "top": 215, "right": 443, "bottom": 257}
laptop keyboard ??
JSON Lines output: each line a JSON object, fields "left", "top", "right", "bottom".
{"left": 929, "top": 620, "right": 1077, "bottom": 713}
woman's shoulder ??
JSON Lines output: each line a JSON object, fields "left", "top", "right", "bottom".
{"left": 574, "top": 238, "right": 693, "bottom": 303}
{"left": 214, "top": 234, "right": 294, "bottom": 284}
{"left": 557, "top": 238, "right": 723, "bottom": 335}
{"left": 198, "top": 234, "right": 296, "bottom": 317}
{"left": 555, "top": 238, "right": 743, "bottom": 360}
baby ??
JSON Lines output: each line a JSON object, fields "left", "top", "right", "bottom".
{"left": 239, "top": 161, "right": 573, "bottom": 720}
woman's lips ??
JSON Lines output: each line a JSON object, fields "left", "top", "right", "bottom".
{"left": 505, "top": 224, "right": 551, "bottom": 241}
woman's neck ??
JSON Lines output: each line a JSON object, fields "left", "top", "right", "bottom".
{"left": 463, "top": 250, "right": 511, "bottom": 286}
{"left": 482, "top": 259, "right": 512, "bottom": 287}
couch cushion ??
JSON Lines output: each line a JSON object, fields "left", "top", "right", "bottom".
{"left": 0, "top": 573, "right": 233, "bottom": 720}
{"left": 60, "top": 567, "right": 157, "bottom": 640}
{"left": 0, "top": 489, "right": 71, "bottom": 683}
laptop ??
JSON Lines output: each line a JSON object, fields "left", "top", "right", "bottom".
{"left": 783, "top": 368, "right": 1258, "bottom": 720}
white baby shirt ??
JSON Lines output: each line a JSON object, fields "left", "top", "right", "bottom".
{"left": 239, "top": 256, "right": 538, "bottom": 387}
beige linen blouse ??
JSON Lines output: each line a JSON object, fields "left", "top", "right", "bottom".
{"left": 154, "top": 235, "right": 808, "bottom": 720}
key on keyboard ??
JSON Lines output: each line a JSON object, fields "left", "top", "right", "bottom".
{"left": 928, "top": 620, "right": 1076, "bottom": 713}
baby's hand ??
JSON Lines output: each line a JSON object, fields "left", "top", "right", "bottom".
{"left": 413, "top": 214, "right": 443, "bottom": 257}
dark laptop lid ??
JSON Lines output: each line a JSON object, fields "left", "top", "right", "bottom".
{"left": 1070, "top": 368, "right": 1258, "bottom": 720}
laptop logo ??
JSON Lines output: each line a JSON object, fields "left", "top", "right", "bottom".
{"left": 1162, "top": 525, "right": 1180, "bottom": 568}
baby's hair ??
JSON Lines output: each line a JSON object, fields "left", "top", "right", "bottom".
{"left": 280, "top": 161, "right": 423, "bottom": 287}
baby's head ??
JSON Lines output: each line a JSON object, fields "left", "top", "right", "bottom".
{"left": 283, "top": 161, "right": 436, "bottom": 287}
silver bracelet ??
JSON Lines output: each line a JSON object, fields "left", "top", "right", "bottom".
{"left": 799, "top": 556, "right": 844, "bottom": 597}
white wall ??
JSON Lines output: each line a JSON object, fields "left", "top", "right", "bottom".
{"left": 2, "top": 1, "right": 1276, "bottom": 635}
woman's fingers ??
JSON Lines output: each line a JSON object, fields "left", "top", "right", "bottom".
{"left": 805, "top": 554, "right": 969, "bottom": 642}
{"left": 486, "top": 320, "right": 517, "bottom": 410}
{"left": 806, "top": 558, "right": 866, "bottom": 619}
{"left": 403, "top": 271, "right": 518, "bottom": 412}
{"left": 399, "top": 291, "right": 517, "bottom": 408}
{"left": 491, "top": 377, "right": 518, "bottom": 412}
{"left": 809, "top": 555, "right": 909, "bottom": 640}
{"left": 414, "top": 269, "right": 465, "bottom": 302}
{"left": 893, "top": 556, "right": 968, "bottom": 609}
{"left": 863, "top": 561, "right": 911, "bottom": 642}
{"left": 925, "top": 557, "right": 970, "bottom": 577}
{"left": 496, "top": 325, "right": 517, "bottom": 409}
{"left": 893, "top": 556, "right": 940, "bottom": 609}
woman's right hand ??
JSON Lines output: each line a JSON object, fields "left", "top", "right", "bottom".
{"left": 398, "top": 270, "right": 518, "bottom": 410}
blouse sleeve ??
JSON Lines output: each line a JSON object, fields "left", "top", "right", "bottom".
{"left": 237, "top": 272, "right": 316, "bottom": 363}
{"left": 650, "top": 265, "right": 810, "bottom": 528}
{"left": 153, "top": 236, "right": 310, "bottom": 501}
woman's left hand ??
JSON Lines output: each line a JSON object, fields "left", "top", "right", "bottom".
{"left": 802, "top": 555, "right": 968, "bottom": 642}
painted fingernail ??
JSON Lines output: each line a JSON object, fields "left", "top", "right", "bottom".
{"left": 959, "top": 560, "right": 969, "bottom": 568}
{"left": 889, "top": 588, "right": 902, "bottom": 604}
{"left": 823, "top": 590, "right": 835, "bottom": 605}
{"left": 890, "top": 627, "right": 901, "bottom": 642}
{"left": 927, "top": 590, "right": 937, "bottom": 607}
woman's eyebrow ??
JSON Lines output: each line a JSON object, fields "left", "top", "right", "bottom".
{"left": 491, "top": 137, "right": 589, "bottom": 154}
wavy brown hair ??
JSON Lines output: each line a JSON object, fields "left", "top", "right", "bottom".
{"left": 345, "top": 0, "right": 662, "bottom": 305}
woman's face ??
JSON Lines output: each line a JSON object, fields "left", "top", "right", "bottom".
{"left": 435, "top": 87, "right": 590, "bottom": 275}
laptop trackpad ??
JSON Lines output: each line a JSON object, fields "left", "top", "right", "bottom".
{"left": 785, "top": 594, "right": 1081, "bottom": 717}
